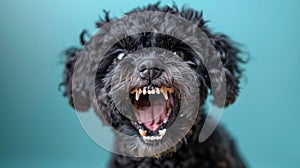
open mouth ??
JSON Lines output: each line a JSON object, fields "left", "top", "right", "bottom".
{"left": 130, "top": 86, "right": 176, "bottom": 142}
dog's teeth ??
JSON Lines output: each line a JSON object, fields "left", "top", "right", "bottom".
{"left": 148, "top": 90, "right": 151, "bottom": 94}
{"left": 159, "top": 129, "right": 166, "bottom": 136}
{"left": 139, "top": 88, "right": 142, "bottom": 95}
{"left": 155, "top": 88, "right": 160, "bottom": 94}
{"left": 143, "top": 135, "right": 163, "bottom": 141}
{"left": 167, "top": 108, "right": 172, "bottom": 117}
{"left": 139, "top": 129, "right": 147, "bottom": 137}
{"left": 163, "top": 117, "right": 168, "bottom": 123}
{"left": 143, "top": 89, "right": 146, "bottom": 95}
{"left": 151, "top": 89, "right": 155, "bottom": 94}
{"left": 135, "top": 91, "right": 140, "bottom": 100}
{"left": 161, "top": 87, "right": 168, "bottom": 100}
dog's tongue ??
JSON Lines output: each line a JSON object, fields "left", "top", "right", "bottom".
{"left": 136, "top": 96, "right": 167, "bottom": 131}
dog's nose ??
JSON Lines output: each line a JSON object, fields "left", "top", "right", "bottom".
{"left": 139, "top": 67, "right": 162, "bottom": 80}
{"left": 137, "top": 59, "right": 163, "bottom": 80}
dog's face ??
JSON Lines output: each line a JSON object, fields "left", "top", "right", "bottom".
{"left": 94, "top": 35, "right": 203, "bottom": 156}
{"left": 61, "top": 4, "right": 243, "bottom": 157}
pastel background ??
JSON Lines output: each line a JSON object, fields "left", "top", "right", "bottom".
{"left": 0, "top": 0, "right": 299, "bottom": 167}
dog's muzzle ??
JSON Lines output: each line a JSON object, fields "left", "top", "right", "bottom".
{"left": 128, "top": 57, "right": 178, "bottom": 142}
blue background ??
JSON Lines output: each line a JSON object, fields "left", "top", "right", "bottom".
{"left": 1, "top": 0, "right": 299, "bottom": 167}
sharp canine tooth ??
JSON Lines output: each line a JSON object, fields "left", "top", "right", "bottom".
{"left": 159, "top": 129, "right": 166, "bottom": 136}
{"left": 163, "top": 117, "right": 168, "bottom": 123}
{"left": 139, "top": 129, "right": 147, "bottom": 137}
{"left": 148, "top": 90, "right": 151, "bottom": 94}
{"left": 139, "top": 88, "right": 142, "bottom": 94}
{"left": 135, "top": 91, "right": 140, "bottom": 100}
{"left": 143, "top": 89, "right": 146, "bottom": 95}
{"left": 162, "top": 87, "right": 168, "bottom": 100}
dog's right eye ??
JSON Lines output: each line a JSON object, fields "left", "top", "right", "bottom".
{"left": 113, "top": 52, "right": 127, "bottom": 63}
{"left": 117, "top": 52, "right": 126, "bottom": 60}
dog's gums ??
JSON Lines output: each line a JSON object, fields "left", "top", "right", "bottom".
{"left": 130, "top": 86, "right": 175, "bottom": 141}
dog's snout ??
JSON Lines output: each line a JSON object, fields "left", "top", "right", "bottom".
{"left": 139, "top": 67, "right": 162, "bottom": 80}
{"left": 138, "top": 59, "right": 163, "bottom": 80}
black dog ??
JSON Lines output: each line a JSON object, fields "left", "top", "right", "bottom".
{"left": 61, "top": 3, "right": 247, "bottom": 168}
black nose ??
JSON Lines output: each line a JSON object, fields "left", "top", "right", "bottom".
{"left": 139, "top": 67, "right": 162, "bottom": 80}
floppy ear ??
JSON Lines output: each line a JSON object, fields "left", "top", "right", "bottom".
{"left": 60, "top": 47, "right": 80, "bottom": 109}
{"left": 60, "top": 30, "right": 95, "bottom": 111}
{"left": 209, "top": 33, "right": 244, "bottom": 106}
{"left": 59, "top": 9, "right": 114, "bottom": 111}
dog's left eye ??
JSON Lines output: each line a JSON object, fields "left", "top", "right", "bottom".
{"left": 117, "top": 52, "right": 126, "bottom": 60}
{"left": 174, "top": 51, "right": 196, "bottom": 66}
{"left": 173, "top": 51, "right": 187, "bottom": 60}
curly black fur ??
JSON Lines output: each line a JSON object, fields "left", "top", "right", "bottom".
{"left": 60, "top": 2, "right": 247, "bottom": 168}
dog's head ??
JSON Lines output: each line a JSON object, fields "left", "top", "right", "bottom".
{"left": 61, "top": 3, "right": 244, "bottom": 157}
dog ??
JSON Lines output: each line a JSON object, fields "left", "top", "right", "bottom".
{"left": 60, "top": 2, "right": 247, "bottom": 168}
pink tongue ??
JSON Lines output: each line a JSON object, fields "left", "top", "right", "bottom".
{"left": 138, "top": 99, "right": 167, "bottom": 131}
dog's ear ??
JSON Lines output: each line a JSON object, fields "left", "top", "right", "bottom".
{"left": 60, "top": 47, "right": 80, "bottom": 109}
{"left": 209, "top": 33, "right": 244, "bottom": 107}
{"left": 60, "top": 30, "right": 94, "bottom": 111}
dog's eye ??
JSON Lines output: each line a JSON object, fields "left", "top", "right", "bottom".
{"left": 174, "top": 51, "right": 196, "bottom": 66}
{"left": 173, "top": 51, "right": 187, "bottom": 60}
{"left": 114, "top": 52, "right": 126, "bottom": 63}
{"left": 117, "top": 52, "right": 126, "bottom": 60}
